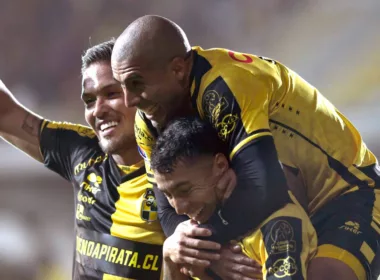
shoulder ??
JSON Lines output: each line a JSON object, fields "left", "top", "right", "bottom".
{"left": 134, "top": 110, "right": 156, "bottom": 148}
{"left": 42, "top": 120, "right": 96, "bottom": 139}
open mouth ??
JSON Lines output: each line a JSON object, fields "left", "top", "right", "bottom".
{"left": 99, "top": 121, "right": 119, "bottom": 135}
{"left": 142, "top": 104, "right": 160, "bottom": 119}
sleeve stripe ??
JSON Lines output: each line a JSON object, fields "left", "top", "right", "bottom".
{"left": 40, "top": 119, "right": 48, "bottom": 134}
{"left": 229, "top": 129, "right": 272, "bottom": 160}
{"left": 38, "top": 119, "right": 48, "bottom": 160}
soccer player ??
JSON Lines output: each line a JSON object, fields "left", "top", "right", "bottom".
{"left": 151, "top": 116, "right": 317, "bottom": 280}
{"left": 0, "top": 40, "right": 260, "bottom": 280}
{"left": 0, "top": 40, "right": 166, "bottom": 279}
{"left": 111, "top": 15, "right": 380, "bottom": 280}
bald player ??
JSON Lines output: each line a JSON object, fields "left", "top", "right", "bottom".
{"left": 111, "top": 15, "right": 380, "bottom": 280}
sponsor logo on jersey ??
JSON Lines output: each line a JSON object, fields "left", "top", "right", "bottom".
{"left": 269, "top": 220, "right": 297, "bottom": 254}
{"left": 74, "top": 154, "right": 108, "bottom": 175}
{"left": 76, "top": 204, "right": 91, "bottom": 221}
{"left": 339, "top": 221, "right": 362, "bottom": 235}
{"left": 141, "top": 189, "right": 158, "bottom": 222}
{"left": 78, "top": 172, "right": 103, "bottom": 205}
{"left": 137, "top": 146, "right": 148, "bottom": 160}
{"left": 268, "top": 256, "right": 298, "bottom": 278}
{"left": 134, "top": 124, "right": 154, "bottom": 143}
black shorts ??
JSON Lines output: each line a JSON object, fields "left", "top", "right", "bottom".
{"left": 311, "top": 188, "right": 380, "bottom": 280}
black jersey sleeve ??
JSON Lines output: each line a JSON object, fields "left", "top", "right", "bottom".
{"left": 39, "top": 120, "right": 98, "bottom": 181}
{"left": 200, "top": 136, "right": 290, "bottom": 243}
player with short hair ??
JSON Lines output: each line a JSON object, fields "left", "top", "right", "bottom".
{"left": 151, "top": 116, "right": 317, "bottom": 280}
{"left": 111, "top": 15, "right": 380, "bottom": 280}
{"left": 0, "top": 39, "right": 260, "bottom": 280}
{"left": 0, "top": 39, "right": 166, "bottom": 279}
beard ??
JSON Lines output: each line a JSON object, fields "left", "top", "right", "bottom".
{"left": 98, "top": 133, "right": 136, "bottom": 155}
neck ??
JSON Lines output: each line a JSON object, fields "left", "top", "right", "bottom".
{"left": 111, "top": 145, "right": 142, "bottom": 166}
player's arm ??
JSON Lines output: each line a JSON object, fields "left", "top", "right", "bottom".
{"left": 198, "top": 65, "right": 290, "bottom": 243}
{"left": 134, "top": 110, "right": 190, "bottom": 236}
{"left": 0, "top": 79, "right": 43, "bottom": 162}
{"left": 249, "top": 198, "right": 317, "bottom": 280}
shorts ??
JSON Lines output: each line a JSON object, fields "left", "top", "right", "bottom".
{"left": 311, "top": 188, "right": 380, "bottom": 280}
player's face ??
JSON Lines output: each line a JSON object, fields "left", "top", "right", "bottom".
{"left": 155, "top": 154, "right": 228, "bottom": 224}
{"left": 82, "top": 62, "right": 136, "bottom": 154}
{"left": 112, "top": 56, "right": 191, "bottom": 128}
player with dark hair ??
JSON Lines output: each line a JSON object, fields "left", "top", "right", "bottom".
{"left": 0, "top": 39, "right": 166, "bottom": 279}
{"left": 0, "top": 39, "right": 260, "bottom": 280}
{"left": 151, "top": 116, "right": 317, "bottom": 280}
{"left": 111, "top": 15, "right": 380, "bottom": 280}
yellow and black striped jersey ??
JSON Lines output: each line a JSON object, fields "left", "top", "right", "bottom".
{"left": 135, "top": 46, "right": 379, "bottom": 215}
{"left": 241, "top": 193, "right": 317, "bottom": 280}
{"left": 40, "top": 120, "right": 165, "bottom": 280}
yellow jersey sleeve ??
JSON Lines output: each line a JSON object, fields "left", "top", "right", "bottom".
{"left": 194, "top": 49, "right": 277, "bottom": 160}
{"left": 241, "top": 192, "right": 317, "bottom": 280}
{"left": 134, "top": 110, "right": 157, "bottom": 184}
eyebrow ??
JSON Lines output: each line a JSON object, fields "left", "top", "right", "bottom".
{"left": 124, "top": 73, "right": 143, "bottom": 83}
{"left": 81, "top": 83, "right": 120, "bottom": 98}
{"left": 171, "top": 181, "right": 191, "bottom": 194}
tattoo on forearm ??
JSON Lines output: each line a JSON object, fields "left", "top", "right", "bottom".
{"left": 21, "top": 113, "right": 41, "bottom": 137}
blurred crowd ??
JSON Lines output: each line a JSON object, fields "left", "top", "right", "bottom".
{"left": 0, "top": 0, "right": 379, "bottom": 279}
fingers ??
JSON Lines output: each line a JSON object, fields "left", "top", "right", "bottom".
{"left": 228, "top": 262, "right": 262, "bottom": 275}
{"left": 183, "top": 266, "right": 215, "bottom": 280}
{"left": 227, "top": 243, "right": 261, "bottom": 269}
{"left": 229, "top": 242, "right": 243, "bottom": 253}
{"left": 180, "top": 236, "right": 221, "bottom": 251}
{"left": 219, "top": 257, "right": 261, "bottom": 279}
{"left": 180, "top": 266, "right": 188, "bottom": 275}
{"left": 224, "top": 271, "right": 261, "bottom": 280}
{"left": 179, "top": 256, "right": 211, "bottom": 267}
{"left": 183, "top": 224, "right": 213, "bottom": 238}
{"left": 178, "top": 247, "right": 220, "bottom": 261}
{"left": 229, "top": 254, "right": 261, "bottom": 268}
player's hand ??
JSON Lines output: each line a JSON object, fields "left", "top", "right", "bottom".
{"left": 210, "top": 241, "right": 262, "bottom": 280}
{"left": 163, "top": 220, "right": 221, "bottom": 267}
{"left": 216, "top": 168, "right": 237, "bottom": 201}
{"left": 180, "top": 265, "right": 214, "bottom": 280}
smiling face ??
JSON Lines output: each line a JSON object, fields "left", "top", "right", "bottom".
{"left": 82, "top": 61, "right": 136, "bottom": 154}
{"left": 111, "top": 55, "right": 192, "bottom": 128}
{"left": 154, "top": 154, "right": 229, "bottom": 224}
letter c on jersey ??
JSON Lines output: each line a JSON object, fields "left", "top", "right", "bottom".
{"left": 228, "top": 51, "right": 253, "bottom": 63}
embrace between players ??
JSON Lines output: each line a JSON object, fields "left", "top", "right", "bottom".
{"left": 0, "top": 15, "right": 379, "bottom": 280}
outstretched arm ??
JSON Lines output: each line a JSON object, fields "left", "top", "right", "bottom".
{"left": 0, "top": 79, "right": 43, "bottom": 162}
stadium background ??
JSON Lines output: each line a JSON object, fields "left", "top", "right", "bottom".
{"left": 0, "top": 0, "right": 379, "bottom": 279}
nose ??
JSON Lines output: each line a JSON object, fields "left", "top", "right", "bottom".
{"left": 122, "top": 87, "right": 141, "bottom": 108}
{"left": 93, "top": 98, "right": 107, "bottom": 118}
{"left": 171, "top": 197, "right": 190, "bottom": 216}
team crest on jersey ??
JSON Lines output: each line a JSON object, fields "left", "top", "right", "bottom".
{"left": 141, "top": 188, "right": 158, "bottom": 222}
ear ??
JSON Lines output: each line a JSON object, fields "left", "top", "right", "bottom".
{"left": 170, "top": 57, "right": 187, "bottom": 80}
{"left": 212, "top": 153, "right": 229, "bottom": 177}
